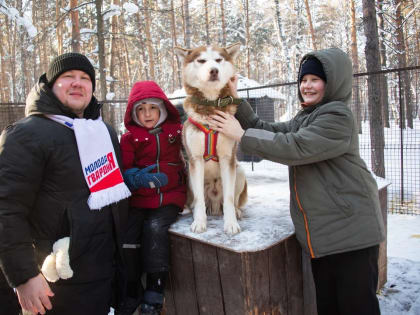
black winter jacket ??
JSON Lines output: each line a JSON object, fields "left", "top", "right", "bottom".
{"left": 0, "top": 74, "right": 128, "bottom": 314}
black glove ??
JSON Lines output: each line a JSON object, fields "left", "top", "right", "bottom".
{"left": 123, "top": 165, "right": 168, "bottom": 190}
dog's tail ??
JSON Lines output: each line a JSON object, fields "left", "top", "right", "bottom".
{"left": 238, "top": 180, "right": 248, "bottom": 209}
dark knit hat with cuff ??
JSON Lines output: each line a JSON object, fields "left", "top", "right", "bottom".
{"left": 47, "top": 52, "right": 96, "bottom": 91}
{"left": 299, "top": 57, "right": 327, "bottom": 83}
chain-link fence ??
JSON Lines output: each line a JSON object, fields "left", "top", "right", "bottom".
{"left": 1, "top": 67, "right": 419, "bottom": 215}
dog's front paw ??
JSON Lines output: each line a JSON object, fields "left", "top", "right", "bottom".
{"left": 191, "top": 219, "right": 207, "bottom": 233}
{"left": 224, "top": 220, "right": 241, "bottom": 235}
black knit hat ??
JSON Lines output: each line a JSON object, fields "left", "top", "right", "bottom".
{"left": 47, "top": 52, "right": 96, "bottom": 91}
{"left": 299, "top": 57, "right": 327, "bottom": 83}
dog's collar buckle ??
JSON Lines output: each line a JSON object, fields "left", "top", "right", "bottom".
{"left": 218, "top": 96, "right": 234, "bottom": 107}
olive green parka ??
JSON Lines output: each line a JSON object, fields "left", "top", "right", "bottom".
{"left": 236, "top": 48, "right": 385, "bottom": 258}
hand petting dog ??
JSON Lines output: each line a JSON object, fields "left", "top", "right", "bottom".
{"left": 209, "top": 110, "right": 245, "bottom": 142}
{"left": 209, "top": 75, "right": 244, "bottom": 141}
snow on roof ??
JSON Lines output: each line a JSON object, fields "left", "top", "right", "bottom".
{"left": 236, "top": 75, "right": 284, "bottom": 99}
{"left": 168, "top": 75, "right": 284, "bottom": 103}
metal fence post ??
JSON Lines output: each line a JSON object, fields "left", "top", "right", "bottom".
{"left": 398, "top": 70, "right": 404, "bottom": 205}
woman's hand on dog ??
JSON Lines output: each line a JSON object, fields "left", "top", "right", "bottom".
{"left": 209, "top": 110, "right": 245, "bottom": 142}
{"left": 228, "top": 76, "right": 239, "bottom": 98}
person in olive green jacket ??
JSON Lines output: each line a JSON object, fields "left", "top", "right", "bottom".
{"left": 209, "top": 47, "right": 385, "bottom": 315}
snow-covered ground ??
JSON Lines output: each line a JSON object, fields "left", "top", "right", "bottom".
{"left": 378, "top": 214, "right": 420, "bottom": 314}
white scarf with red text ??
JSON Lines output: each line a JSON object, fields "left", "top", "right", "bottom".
{"left": 46, "top": 114, "right": 131, "bottom": 210}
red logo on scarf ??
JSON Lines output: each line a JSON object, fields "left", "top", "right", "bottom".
{"left": 85, "top": 152, "right": 124, "bottom": 192}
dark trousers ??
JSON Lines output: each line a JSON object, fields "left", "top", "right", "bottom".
{"left": 122, "top": 204, "right": 179, "bottom": 298}
{"left": 0, "top": 270, "right": 20, "bottom": 315}
{"left": 311, "top": 245, "right": 381, "bottom": 315}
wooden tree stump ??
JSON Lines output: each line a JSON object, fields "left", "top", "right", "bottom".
{"left": 164, "top": 178, "right": 388, "bottom": 315}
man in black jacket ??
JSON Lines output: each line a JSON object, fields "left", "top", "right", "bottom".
{"left": 0, "top": 53, "right": 129, "bottom": 315}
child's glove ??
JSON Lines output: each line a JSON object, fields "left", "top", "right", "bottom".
{"left": 123, "top": 164, "right": 168, "bottom": 190}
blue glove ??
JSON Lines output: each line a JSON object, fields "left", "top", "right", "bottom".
{"left": 123, "top": 165, "right": 168, "bottom": 190}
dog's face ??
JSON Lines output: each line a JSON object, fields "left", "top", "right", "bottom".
{"left": 175, "top": 43, "right": 241, "bottom": 99}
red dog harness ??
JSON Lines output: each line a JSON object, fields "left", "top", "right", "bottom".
{"left": 188, "top": 117, "right": 219, "bottom": 162}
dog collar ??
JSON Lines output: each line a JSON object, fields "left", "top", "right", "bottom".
{"left": 190, "top": 95, "right": 242, "bottom": 107}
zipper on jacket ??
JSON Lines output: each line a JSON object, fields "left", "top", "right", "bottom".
{"left": 154, "top": 132, "right": 163, "bottom": 206}
{"left": 293, "top": 167, "right": 315, "bottom": 258}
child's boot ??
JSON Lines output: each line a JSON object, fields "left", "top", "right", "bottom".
{"left": 140, "top": 272, "right": 167, "bottom": 314}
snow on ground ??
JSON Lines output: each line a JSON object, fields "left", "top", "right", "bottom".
{"left": 378, "top": 214, "right": 420, "bottom": 315}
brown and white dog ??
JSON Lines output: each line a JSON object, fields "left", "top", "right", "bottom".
{"left": 175, "top": 43, "right": 247, "bottom": 235}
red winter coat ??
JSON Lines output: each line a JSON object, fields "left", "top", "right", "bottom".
{"left": 120, "top": 81, "right": 186, "bottom": 209}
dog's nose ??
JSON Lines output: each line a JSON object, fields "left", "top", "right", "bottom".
{"left": 210, "top": 68, "right": 219, "bottom": 75}
{"left": 210, "top": 68, "right": 219, "bottom": 80}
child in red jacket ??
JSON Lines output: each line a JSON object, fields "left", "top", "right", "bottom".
{"left": 119, "top": 81, "right": 186, "bottom": 315}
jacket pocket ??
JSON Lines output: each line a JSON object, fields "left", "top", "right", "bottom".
{"left": 326, "top": 185, "right": 353, "bottom": 217}
{"left": 161, "top": 162, "right": 186, "bottom": 191}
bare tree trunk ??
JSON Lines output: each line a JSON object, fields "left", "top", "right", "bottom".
{"left": 95, "top": 0, "right": 107, "bottom": 102}
{"left": 32, "top": 7, "right": 39, "bottom": 83}
{"left": 135, "top": 12, "right": 147, "bottom": 80}
{"left": 204, "top": 0, "right": 210, "bottom": 45}
{"left": 350, "top": 0, "right": 362, "bottom": 133}
{"left": 10, "top": 19, "right": 17, "bottom": 102}
{"left": 377, "top": 0, "right": 390, "bottom": 128}
{"left": 412, "top": 0, "right": 420, "bottom": 68}
{"left": 18, "top": 0, "right": 27, "bottom": 100}
{"left": 183, "top": 0, "right": 192, "bottom": 48}
{"left": 395, "top": 0, "right": 413, "bottom": 128}
{"left": 245, "top": 0, "right": 250, "bottom": 78}
{"left": 295, "top": 0, "right": 304, "bottom": 73}
{"left": 411, "top": 0, "right": 419, "bottom": 118}
{"left": 362, "top": 0, "right": 385, "bottom": 177}
{"left": 303, "top": 0, "right": 317, "bottom": 50}
{"left": 144, "top": 0, "right": 155, "bottom": 80}
{"left": 56, "top": 0, "right": 64, "bottom": 54}
{"left": 170, "top": 0, "right": 182, "bottom": 89}
{"left": 273, "top": 0, "right": 291, "bottom": 83}
{"left": 122, "top": 35, "right": 131, "bottom": 96}
{"left": 220, "top": 0, "right": 227, "bottom": 47}
{"left": 0, "top": 26, "right": 9, "bottom": 102}
{"left": 109, "top": 0, "right": 120, "bottom": 95}
{"left": 40, "top": 1, "right": 48, "bottom": 71}
{"left": 70, "top": 0, "right": 81, "bottom": 52}
{"left": 118, "top": 7, "right": 130, "bottom": 97}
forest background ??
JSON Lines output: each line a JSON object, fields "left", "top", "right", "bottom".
{"left": 0, "top": 0, "right": 418, "bottom": 104}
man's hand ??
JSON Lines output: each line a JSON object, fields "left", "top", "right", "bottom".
{"left": 209, "top": 110, "right": 245, "bottom": 142}
{"left": 16, "top": 273, "right": 54, "bottom": 314}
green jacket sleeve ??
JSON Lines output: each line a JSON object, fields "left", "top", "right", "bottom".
{"left": 235, "top": 99, "right": 292, "bottom": 133}
{"left": 239, "top": 102, "right": 354, "bottom": 166}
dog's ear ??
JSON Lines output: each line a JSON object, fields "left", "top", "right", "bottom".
{"left": 225, "top": 42, "right": 241, "bottom": 60}
{"left": 174, "top": 47, "right": 190, "bottom": 61}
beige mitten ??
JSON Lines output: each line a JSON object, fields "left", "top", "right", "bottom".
{"left": 41, "top": 253, "right": 59, "bottom": 283}
{"left": 41, "top": 237, "right": 73, "bottom": 282}
{"left": 53, "top": 237, "right": 73, "bottom": 280}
